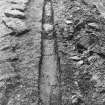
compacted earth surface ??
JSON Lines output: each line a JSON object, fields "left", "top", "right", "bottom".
{"left": 1, "top": 0, "right": 105, "bottom": 105}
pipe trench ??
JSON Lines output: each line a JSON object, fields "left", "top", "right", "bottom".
{"left": 38, "top": 0, "right": 61, "bottom": 105}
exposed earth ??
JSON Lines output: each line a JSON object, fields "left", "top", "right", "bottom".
{"left": 1, "top": 0, "right": 105, "bottom": 105}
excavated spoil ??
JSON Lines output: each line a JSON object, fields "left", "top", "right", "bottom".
{"left": 54, "top": 0, "right": 105, "bottom": 105}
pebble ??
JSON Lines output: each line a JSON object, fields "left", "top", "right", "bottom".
{"left": 76, "top": 60, "right": 84, "bottom": 66}
{"left": 88, "top": 23, "right": 99, "bottom": 28}
{"left": 43, "top": 23, "right": 53, "bottom": 32}
{"left": 70, "top": 56, "right": 81, "bottom": 60}
{"left": 9, "top": 4, "right": 26, "bottom": 11}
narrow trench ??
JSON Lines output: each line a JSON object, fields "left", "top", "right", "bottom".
{"left": 38, "top": 0, "right": 62, "bottom": 105}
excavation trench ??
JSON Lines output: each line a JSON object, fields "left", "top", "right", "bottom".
{"left": 38, "top": 0, "right": 61, "bottom": 105}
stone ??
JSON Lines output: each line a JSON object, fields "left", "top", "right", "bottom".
{"left": 70, "top": 56, "right": 81, "bottom": 60}
{"left": 0, "top": 23, "right": 13, "bottom": 37}
{"left": 8, "top": 0, "right": 29, "bottom": 4}
{"left": 3, "top": 17, "right": 28, "bottom": 33}
{"left": 8, "top": 3, "right": 27, "bottom": 12}
{"left": 88, "top": 22, "right": 99, "bottom": 29}
{"left": 10, "top": 4, "right": 26, "bottom": 11}
{"left": 64, "top": 19, "right": 73, "bottom": 25}
{"left": 43, "top": 23, "right": 53, "bottom": 32}
{"left": 76, "top": 60, "right": 84, "bottom": 66}
{"left": 5, "top": 9, "right": 25, "bottom": 19}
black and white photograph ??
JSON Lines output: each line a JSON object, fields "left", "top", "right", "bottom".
{"left": 0, "top": 0, "right": 105, "bottom": 105}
